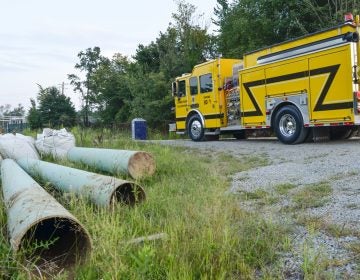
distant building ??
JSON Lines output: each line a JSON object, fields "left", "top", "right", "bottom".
{"left": 0, "top": 116, "right": 28, "bottom": 133}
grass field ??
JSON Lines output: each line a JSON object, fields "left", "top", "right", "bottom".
{"left": 0, "top": 128, "right": 290, "bottom": 279}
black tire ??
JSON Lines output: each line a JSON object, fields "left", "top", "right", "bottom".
{"left": 274, "top": 106, "right": 308, "bottom": 144}
{"left": 187, "top": 115, "right": 205, "bottom": 141}
{"left": 330, "top": 126, "right": 355, "bottom": 140}
{"left": 233, "top": 130, "right": 247, "bottom": 140}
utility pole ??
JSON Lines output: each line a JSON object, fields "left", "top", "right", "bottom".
{"left": 59, "top": 82, "right": 68, "bottom": 95}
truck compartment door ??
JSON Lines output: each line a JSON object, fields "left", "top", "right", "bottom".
{"left": 240, "top": 69, "right": 266, "bottom": 126}
{"left": 309, "top": 45, "right": 354, "bottom": 122}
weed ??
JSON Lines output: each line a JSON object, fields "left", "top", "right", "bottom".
{"left": 297, "top": 215, "right": 358, "bottom": 238}
{"left": 329, "top": 171, "right": 358, "bottom": 181}
{"left": 346, "top": 242, "right": 360, "bottom": 256}
{"left": 274, "top": 183, "right": 297, "bottom": 195}
{"left": 240, "top": 189, "right": 269, "bottom": 200}
{"left": 292, "top": 182, "right": 332, "bottom": 209}
{"left": 238, "top": 190, "right": 281, "bottom": 209}
{"left": 301, "top": 243, "right": 335, "bottom": 279}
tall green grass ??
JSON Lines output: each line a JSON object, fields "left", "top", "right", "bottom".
{"left": 0, "top": 129, "right": 289, "bottom": 279}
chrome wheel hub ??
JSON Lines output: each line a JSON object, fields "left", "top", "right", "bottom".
{"left": 279, "top": 114, "right": 296, "bottom": 137}
{"left": 190, "top": 120, "right": 202, "bottom": 138}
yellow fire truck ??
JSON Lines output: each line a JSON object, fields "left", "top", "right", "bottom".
{"left": 172, "top": 14, "right": 360, "bottom": 144}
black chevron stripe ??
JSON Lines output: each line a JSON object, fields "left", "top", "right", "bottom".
{"left": 242, "top": 64, "right": 350, "bottom": 117}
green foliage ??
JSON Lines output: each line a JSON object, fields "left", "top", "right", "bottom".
{"left": 64, "top": 0, "right": 360, "bottom": 131}
{"left": 0, "top": 103, "right": 25, "bottom": 117}
{"left": 68, "top": 47, "right": 110, "bottom": 126}
{"left": 301, "top": 242, "right": 335, "bottom": 279}
{"left": 130, "top": 1, "right": 215, "bottom": 126}
{"left": 38, "top": 86, "right": 77, "bottom": 128}
{"left": 214, "top": 0, "right": 360, "bottom": 57}
{"left": 297, "top": 215, "right": 359, "bottom": 238}
{"left": 27, "top": 98, "right": 42, "bottom": 129}
{"left": 292, "top": 182, "right": 332, "bottom": 209}
{"left": 90, "top": 54, "right": 132, "bottom": 124}
{"left": 27, "top": 86, "right": 76, "bottom": 129}
{"left": 157, "top": 0, "right": 214, "bottom": 79}
{"left": 133, "top": 42, "right": 161, "bottom": 73}
{"left": 274, "top": 183, "right": 297, "bottom": 195}
{"left": 128, "top": 71, "right": 173, "bottom": 127}
{"left": 67, "top": 1, "right": 214, "bottom": 129}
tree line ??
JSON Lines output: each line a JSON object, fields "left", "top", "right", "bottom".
{"left": 27, "top": 0, "right": 360, "bottom": 130}
{"left": 0, "top": 104, "right": 25, "bottom": 117}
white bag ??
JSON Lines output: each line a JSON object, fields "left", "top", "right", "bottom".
{"left": 35, "top": 128, "right": 75, "bottom": 159}
{"left": 0, "top": 134, "right": 39, "bottom": 160}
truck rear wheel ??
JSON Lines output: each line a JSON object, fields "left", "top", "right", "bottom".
{"left": 188, "top": 115, "right": 205, "bottom": 141}
{"left": 274, "top": 106, "right": 308, "bottom": 144}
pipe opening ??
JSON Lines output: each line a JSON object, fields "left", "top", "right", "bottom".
{"left": 20, "top": 217, "right": 91, "bottom": 268}
{"left": 111, "top": 183, "right": 146, "bottom": 206}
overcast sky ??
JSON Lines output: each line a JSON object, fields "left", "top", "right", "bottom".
{"left": 0, "top": 0, "right": 218, "bottom": 111}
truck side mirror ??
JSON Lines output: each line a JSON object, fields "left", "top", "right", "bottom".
{"left": 172, "top": 82, "right": 177, "bottom": 97}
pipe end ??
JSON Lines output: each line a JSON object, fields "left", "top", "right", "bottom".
{"left": 19, "top": 217, "right": 91, "bottom": 270}
{"left": 128, "top": 152, "right": 156, "bottom": 179}
{"left": 110, "top": 183, "right": 146, "bottom": 206}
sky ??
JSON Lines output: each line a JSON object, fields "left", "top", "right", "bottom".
{"left": 0, "top": 0, "right": 218, "bottom": 111}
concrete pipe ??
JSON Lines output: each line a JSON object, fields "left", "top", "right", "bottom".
{"left": 17, "top": 158, "right": 146, "bottom": 207}
{"left": 67, "top": 147, "right": 156, "bottom": 179}
{"left": 1, "top": 159, "right": 91, "bottom": 267}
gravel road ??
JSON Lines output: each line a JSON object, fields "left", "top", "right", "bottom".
{"left": 157, "top": 137, "right": 360, "bottom": 279}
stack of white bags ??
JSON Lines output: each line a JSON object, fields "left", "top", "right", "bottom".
{"left": 0, "top": 128, "right": 75, "bottom": 164}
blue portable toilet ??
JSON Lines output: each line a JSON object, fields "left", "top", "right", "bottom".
{"left": 131, "top": 118, "right": 147, "bottom": 140}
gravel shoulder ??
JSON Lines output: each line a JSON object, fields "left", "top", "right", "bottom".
{"left": 156, "top": 137, "right": 360, "bottom": 279}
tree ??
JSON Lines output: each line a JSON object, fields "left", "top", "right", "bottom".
{"left": 156, "top": 0, "right": 215, "bottom": 80}
{"left": 133, "top": 42, "right": 160, "bottom": 73}
{"left": 0, "top": 104, "right": 25, "bottom": 117}
{"left": 91, "top": 54, "right": 133, "bottom": 124}
{"left": 81, "top": 1, "right": 214, "bottom": 129}
{"left": 64, "top": 1, "right": 215, "bottom": 129}
{"left": 129, "top": 0, "right": 214, "bottom": 127}
{"left": 214, "top": 0, "right": 360, "bottom": 58}
{"left": 128, "top": 70, "right": 172, "bottom": 128}
{"left": 36, "top": 85, "right": 77, "bottom": 127}
{"left": 0, "top": 104, "right": 11, "bottom": 117}
{"left": 27, "top": 99, "right": 42, "bottom": 129}
{"left": 68, "top": 47, "right": 109, "bottom": 126}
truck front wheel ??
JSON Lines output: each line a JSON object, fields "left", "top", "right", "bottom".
{"left": 274, "top": 106, "right": 308, "bottom": 144}
{"left": 188, "top": 115, "right": 205, "bottom": 141}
